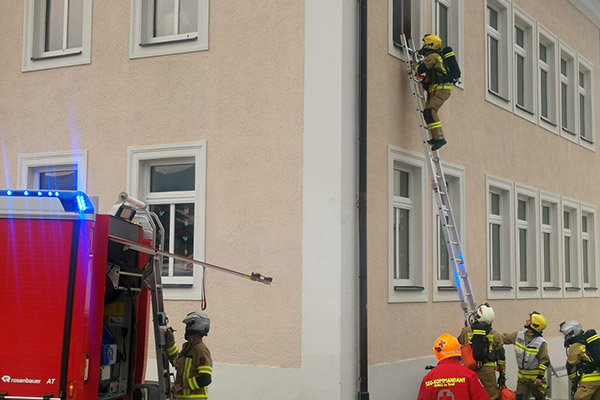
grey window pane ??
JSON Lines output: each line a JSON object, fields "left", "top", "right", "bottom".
{"left": 519, "top": 228, "right": 527, "bottom": 281}
{"left": 392, "top": 0, "right": 403, "bottom": 43}
{"left": 580, "top": 94, "right": 586, "bottom": 137}
{"left": 565, "top": 236, "right": 571, "bottom": 283}
{"left": 394, "top": 169, "right": 409, "bottom": 198}
{"left": 561, "top": 82, "right": 568, "bottom": 129}
{"left": 67, "top": 0, "right": 83, "bottom": 48}
{"left": 173, "top": 203, "right": 194, "bottom": 276}
{"left": 561, "top": 58, "right": 567, "bottom": 76}
{"left": 517, "top": 55, "right": 525, "bottom": 107}
{"left": 491, "top": 193, "right": 500, "bottom": 215}
{"left": 150, "top": 204, "right": 171, "bottom": 276}
{"left": 439, "top": 217, "right": 449, "bottom": 281}
{"left": 564, "top": 211, "right": 570, "bottom": 229}
{"left": 543, "top": 232, "right": 551, "bottom": 282}
{"left": 155, "top": 0, "right": 175, "bottom": 37}
{"left": 394, "top": 208, "right": 410, "bottom": 280}
{"left": 488, "top": 7, "right": 498, "bottom": 30}
{"left": 542, "top": 205, "right": 550, "bottom": 225}
{"left": 489, "top": 38, "right": 499, "bottom": 93}
{"left": 539, "top": 43, "right": 546, "bottom": 62}
{"left": 46, "top": 0, "right": 66, "bottom": 51}
{"left": 579, "top": 71, "right": 585, "bottom": 87}
{"left": 518, "top": 200, "right": 527, "bottom": 221}
{"left": 515, "top": 26, "right": 524, "bottom": 48}
{"left": 179, "top": 0, "right": 199, "bottom": 34}
{"left": 39, "top": 169, "right": 78, "bottom": 190}
{"left": 438, "top": 4, "right": 448, "bottom": 47}
{"left": 150, "top": 163, "right": 195, "bottom": 192}
{"left": 491, "top": 224, "right": 501, "bottom": 281}
{"left": 583, "top": 216, "right": 588, "bottom": 233}
{"left": 583, "top": 239, "right": 589, "bottom": 284}
{"left": 541, "top": 70, "right": 548, "bottom": 118}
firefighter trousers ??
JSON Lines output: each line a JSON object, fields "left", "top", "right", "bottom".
{"left": 477, "top": 365, "right": 499, "bottom": 400}
{"left": 423, "top": 88, "right": 451, "bottom": 140}
{"left": 575, "top": 380, "right": 600, "bottom": 400}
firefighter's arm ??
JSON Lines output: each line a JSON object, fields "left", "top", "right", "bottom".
{"left": 457, "top": 327, "right": 470, "bottom": 345}
{"left": 496, "top": 346, "right": 507, "bottom": 373}
{"left": 501, "top": 331, "right": 517, "bottom": 345}
{"left": 184, "top": 348, "right": 213, "bottom": 390}
{"left": 165, "top": 328, "right": 179, "bottom": 365}
{"left": 536, "top": 342, "right": 550, "bottom": 379}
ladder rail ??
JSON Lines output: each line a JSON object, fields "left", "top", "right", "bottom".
{"left": 398, "top": 34, "right": 477, "bottom": 323}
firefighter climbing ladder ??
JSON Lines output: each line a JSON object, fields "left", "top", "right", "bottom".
{"left": 397, "top": 34, "right": 477, "bottom": 324}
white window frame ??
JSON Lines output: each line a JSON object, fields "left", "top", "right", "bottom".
{"left": 487, "top": 175, "right": 514, "bottom": 299}
{"left": 485, "top": 0, "right": 512, "bottom": 111}
{"left": 559, "top": 41, "right": 577, "bottom": 142}
{"left": 512, "top": 7, "right": 536, "bottom": 123}
{"left": 18, "top": 150, "right": 87, "bottom": 191}
{"left": 577, "top": 55, "right": 595, "bottom": 150}
{"left": 515, "top": 184, "right": 539, "bottom": 298}
{"left": 432, "top": 0, "right": 465, "bottom": 89}
{"left": 127, "top": 141, "right": 207, "bottom": 300}
{"left": 389, "top": 147, "right": 427, "bottom": 303}
{"left": 130, "top": 0, "right": 209, "bottom": 59}
{"left": 537, "top": 24, "right": 559, "bottom": 134}
{"left": 581, "top": 204, "right": 598, "bottom": 297}
{"left": 562, "top": 198, "right": 581, "bottom": 298}
{"left": 388, "top": 0, "right": 426, "bottom": 61}
{"left": 540, "top": 192, "right": 562, "bottom": 298}
{"left": 22, "top": 0, "right": 93, "bottom": 72}
{"left": 433, "top": 162, "right": 465, "bottom": 302}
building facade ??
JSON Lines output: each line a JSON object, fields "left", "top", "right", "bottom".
{"left": 0, "top": 0, "right": 598, "bottom": 399}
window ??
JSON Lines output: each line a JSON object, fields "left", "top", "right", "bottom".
{"left": 18, "top": 150, "right": 87, "bottom": 191}
{"left": 389, "top": 148, "right": 427, "bottom": 302}
{"left": 578, "top": 57, "right": 594, "bottom": 148}
{"left": 512, "top": 8, "right": 536, "bottom": 121}
{"left": 433, "top": 163, "right": 465, "bottom": 302}
{"left": 581, "top": 205, "right": 598, "bottom": 296}
{"left": 388, "top": 0, "right": 426, "bottom": 60}
{"left": 562, "top": 199, "right": 580, "bottom": 297}
{"left": 560, "top": 42, "right": 577, "bottom": 140}
{"left": 130, "top": 0, "right": 209, "bottom": 59}
{"left": 486, "top": 0, "right": 511, "bottom": 110}
{"left": 537, "top": 25, "right": 559, "bottom": 133}
{"left": 487, "top": 176, "right": 514, "bottom": 299}
{"left": 433, "top": 0, "right": 464, "bottom": 87}
{"left": 22, "top": 0, "right": 93, "bottom": 72}
{"left": 540, "top": 193, "right": 561, "bottom": 297}
{"left": 127, "top": 142, "right": 206, "bottom": 300}
{"left": 515, "top": 185, "right": 539, "bottom": 298}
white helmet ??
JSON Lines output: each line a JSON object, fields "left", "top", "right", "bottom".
{"left": 560, "top": 320, "right": 583, "bottom": 344}
{"left": 183, "top": 311, "right": 210, "bottom": 339}
{"left": 476, "top": 303, "right": 495, "bottom": 325}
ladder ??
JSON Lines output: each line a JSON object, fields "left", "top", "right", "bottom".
{"left": 397, "top": 34, "right": 477, "bottom": 324}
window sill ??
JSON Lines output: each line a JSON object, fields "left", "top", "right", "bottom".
{"left": 540, "top": 116, "right": 557, "bottom": 127}
{"left": 580, "top": 136, "right": 594, "bottom": 145}
{"left": 394, "top": 285, "right": 425, "bottom": 291}
{"left": 140, "top": 33, "right": 198, "bottom": 47}
{"left": 584, "top": 287, "right": 598, "bottom": 291}
{"left": 31, "top": 48, "right": 82, "bottom": 60}
{"left": 437, "top": 285, "right": 457, "bottom": 291}
{"left": 543, "top": 286, "right": 561, "bottom": 291}
{"left": 565, "top": 286, "right": 581, "bottom": 291}
{"left": 490, "top": 285, "right": 513, "bottom": 290}
{"left": 518, "top": 286, "right": 538, "bottom": 290}
{"left": 562, "top": 127, "right": 576, "bottom": 136}
{"left": 515, "top": 103, "right": 534, "bottom": 115}
{"left": 487, "top": 89, "right": 510, "bottom": 103}
{"left": 163, "top": 283, "right": 193, "bottom": 288}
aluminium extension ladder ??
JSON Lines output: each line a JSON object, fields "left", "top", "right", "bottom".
{"left": 397, "top": 33, "right": 477, "bottom": 324}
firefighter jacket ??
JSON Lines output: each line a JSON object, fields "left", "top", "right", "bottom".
{"left": 567, "top": 342, "right": 600, "bottom": 385}
{"left": 503, "top": 330, "right": 549, "bottom": 381}
{"left": 413, "top": 51, "right": 452, "bottom": 93}
{"left": 167, "top": 338, "right": 213, "bottom": 399}
{"left": 458, "top": 324, "right": 506, "bottom": 373}
{"left": 417, "top": 357, "right": 490, "bottom": 400}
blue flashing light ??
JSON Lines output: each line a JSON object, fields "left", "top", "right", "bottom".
{"left": 55, "top": 192, "right": 60, "bottom": 197}
{"left": 6, "top": 190, "right": 11, "bottom": 196}
{"left": 0, "top": 190, "right": 94, "bottom": 214}
{"left": 76, "top": 195, "right": 88, "bottom": 212}
{"left": 48, "top": 191, "right": 53, "bottom": 196}
{"left": 24, "top": 191, "right": 29, "bottom": 196}
{"left": 37, "top": 191, "right": 42, "bottom": 196}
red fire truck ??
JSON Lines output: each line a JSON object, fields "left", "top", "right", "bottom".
{"left": 0, "top": 190, "right": 271, "bottom": 400}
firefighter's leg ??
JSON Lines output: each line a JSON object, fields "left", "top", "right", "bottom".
{"left": 575, "top": 382, "right": 600, "bottom": 400}
{"left": 478, "top": 366, "right": 499, "bottom": 400}
{"left": 424, "top": 89, "right": 451, "bottom": 140}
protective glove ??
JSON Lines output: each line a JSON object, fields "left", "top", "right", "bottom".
{"left": 165, "top": 327, "right": 175, "bottom": 348}
{"left": 571, "top": 383, "right": 578, "bottom": 399}
{"left": 410, "top": 61, "right": 419, "bottom": 73}
{"left": 497, "top": 372, "right": 506, "bottom": 388}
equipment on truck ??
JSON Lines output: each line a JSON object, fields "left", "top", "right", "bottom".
{"left": 396, "top": 34, "right": 476, "bottom": 325}
{"left": 0, "top": 190, "right": 272, "bottom": 400}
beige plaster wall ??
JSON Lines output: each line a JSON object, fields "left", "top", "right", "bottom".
{"left": 368, "top": 0, "right": 600, "bottom": 365}
{"left": 0, "top": 0, "right": 304, "bottom": 367}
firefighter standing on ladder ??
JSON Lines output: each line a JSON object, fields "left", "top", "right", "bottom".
{"left": 411, "top": 34, "right": 451, "bottom": 151}
{"left": 165, "top": 312, "right": 213, "bottom": 399}
{"left": 417, "top": 333, "right": 490, "bottom": 399}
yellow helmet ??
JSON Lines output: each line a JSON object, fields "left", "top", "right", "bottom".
{"left": 529, "top": 312, "right": 547, "bottom": 333}
{"left": 432, "top": 333, "right": 461, "bottom": 362}
{"left": 423, "top": 34, "right": 442, "bottom": 50}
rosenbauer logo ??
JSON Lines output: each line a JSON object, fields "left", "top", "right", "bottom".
{"left": 1, "top": 375, "right": 42, "bottom": 384}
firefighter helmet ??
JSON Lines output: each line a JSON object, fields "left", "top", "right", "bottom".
{"left": 433, "top": 333, "right": 462, "bottom": 362}
{"left": 183, "top": 311, "right": 210, "bottom": 339}
{"left": 560, "top": 320, "right": 583, "bottom": 344}
{"left": 528, "top": 311, "right": 547, "bottom": 333}
{"left": 476, "top": 303, "right": 495, "bottom": 325}
{"left": 422, "top": 34, "right": 442, "bottom": 51}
